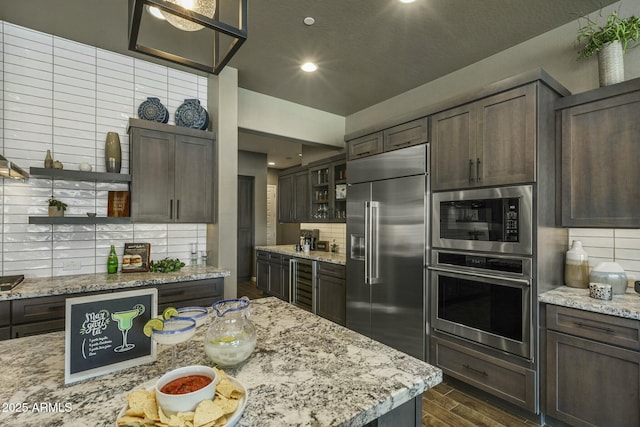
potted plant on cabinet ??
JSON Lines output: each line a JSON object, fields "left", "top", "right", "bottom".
{"left": 576, "top": 11, "right": 640, "bottom": 86}
{"left": 48, "top": 198, "right": 67, "bottom": 217}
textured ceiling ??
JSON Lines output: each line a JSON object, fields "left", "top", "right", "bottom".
{"left": 1, "top": 0, "right": 618, "bottom": 167}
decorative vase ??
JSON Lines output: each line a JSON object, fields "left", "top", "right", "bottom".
{"left": 48, "top": 206, "right": 64, "bottom": 217}
{"left": 598, "top": 40, "right": 624, "bottom": 87}
{"left": 564, "top": 240, "right": 589, "bottom": 288}
{"left": 105, "top": 132, "right": 122, "bottom": 173}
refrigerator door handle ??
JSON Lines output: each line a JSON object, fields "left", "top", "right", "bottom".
{"left": 364, "top": 201, "right": 370, "bottom": 285}
{"left": 368, "top": 201, "right": 381, "bottom": 284}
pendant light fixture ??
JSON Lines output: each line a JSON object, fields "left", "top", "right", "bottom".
{"left": 128, "top": 0, "right": 247, "bottom": 75}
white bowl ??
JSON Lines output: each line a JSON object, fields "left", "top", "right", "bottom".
{"left": 155, "top": 365, "right": 217, "bottom": 415}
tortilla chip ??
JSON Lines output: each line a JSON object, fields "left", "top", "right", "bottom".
{"left": 116, "top": 415, "right": 151, "bottom": 427}
{"left": 215, "top": 378, "right": 235, "bottom": 399}
{"left": 126, "top": 389, "right": 153, "bottom": 417}
{"left": 213, "top": 395, "right": 238, "bottom": 415}
{"left": 193, "top": 400, "right": 224, "bottom": 427}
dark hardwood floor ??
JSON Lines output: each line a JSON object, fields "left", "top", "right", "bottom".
{"left": 237, "top": 280, "right": 541, "bottom": 427}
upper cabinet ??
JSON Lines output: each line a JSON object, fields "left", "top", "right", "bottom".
{"left": 346, "top": 117, "right": 427, "bottom": 161}
{"left": 431, "top": 84, "right": 536, "bottom": 191}
{"left": 278, "top": 169, "right": 309, "bottom": 223}
{"left": 556, "top": 78, "right": 640, "bottom": 227}
{"left": 128, "top": 119, "right": 215, "bottom": 223}
{"left": 278, "top": 154, "right": 346, "bottom": 224}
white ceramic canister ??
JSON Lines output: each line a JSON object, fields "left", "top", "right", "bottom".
{"left": 589, "top": 262, "right": 628, "bottom": 295}
{"left": 564, "top": 240, "right": 589, "bottom": 288}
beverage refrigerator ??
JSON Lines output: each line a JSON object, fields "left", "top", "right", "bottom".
{"left": 346, "top": 144, "right": 429, "bottom": 360}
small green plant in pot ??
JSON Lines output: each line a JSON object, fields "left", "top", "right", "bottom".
{"left": 576, "top": 11, "right": 640, "bottom": 86}
{"left": 48, "top": 198, "right": 68, "bottom": 217}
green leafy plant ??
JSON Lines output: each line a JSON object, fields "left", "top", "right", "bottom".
{"left": 149, "top": 257, "right": 185, "bottom": 273}
{"left": 576, "top": 11, "right": 640, "bottom": 59}
{"left": 48, "top": 198, "right": 68, "bottom": 211}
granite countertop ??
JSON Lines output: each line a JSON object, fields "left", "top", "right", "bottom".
{"left": 539, "top": 285, "right": 640, "bottom": 320}
{"left": 256, "top": 245, "right": 346, "bottom": 265}
{"left": 0, "top": 297, "right": 442, "bottom": 427}
{"left": 0, "top": 266, "right": 231, "bottom": 301}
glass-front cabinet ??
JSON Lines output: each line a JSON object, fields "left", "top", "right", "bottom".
{"left": 308, "top": 157, "right": 346, "bottom": 223}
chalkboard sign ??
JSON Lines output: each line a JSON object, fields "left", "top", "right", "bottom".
{"left": 65, "top": 288, "right": 157, "bottom": 384}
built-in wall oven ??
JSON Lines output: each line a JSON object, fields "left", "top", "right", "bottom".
{"left": 430, "top": 250, "right": 532, "bottom": 359}
{"left": 432, "top": 185, "right": 533, "bottom": 256}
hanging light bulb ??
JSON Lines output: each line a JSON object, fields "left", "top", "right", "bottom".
{"left": 160, "top": 0, "right": 216, "bottom": 31}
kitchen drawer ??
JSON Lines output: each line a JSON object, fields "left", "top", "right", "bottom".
{"left": 12, "top": 319, "right": 65, "bottom": 338}
{"left": 157, "top": 278, "right": 224, "bottom": 307}
{"left": 546, "top": 305, "right": 640, "bottom": 351}
{"left": 347, "top": 132, "right": 383, "bottom": 160}
{"left": 431, "top": 336, "right": 536, "bottom": 412}
{"left": 316, "top": 261, "right": 345, "bottom": 279}
{"left": 383, "top": 118, "right": 428, "bottom": 152}
{"left": 256, "top": 250, "right": 268, "bottom": 261}
{"left": 268, "top": 253, "right": 282, "bottom": 263}
{"left": 12, "top": 294, "right": 71, "bottom": 324}
{"left": 0, "top": 301, "right": 10, "bottom": 326}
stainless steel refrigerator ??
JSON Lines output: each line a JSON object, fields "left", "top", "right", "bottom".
{"left": 346, "top": 144, "right": 428, "bottom": 360}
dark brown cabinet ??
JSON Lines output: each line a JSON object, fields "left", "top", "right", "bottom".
{"left": 278, "top": 169, "right": 309, "bottom": 223}
{"left": 255, "top": 250, "right": 289, "bottom": 302}
{"left": 8, "top": 278, "right": 224, "bottom": 339}
{"left": 431, "top": 84, "right": 536, "bottom": 190}
{"left": 0, "top": 300, "right": 11, "bottom": 340}
{"left": 309, "top": 158, "right": 347, "bottom": 222}
{"left": 315, "top": 261, "right": 345, "bottom": 326}
{"left": 556, "top": 78, "right": 640, "bottom": 227}
{"left": 129, "top": 119, "right": 215, "bottom": 223}
{"left": 346, "top": 117, "right": 427, "bottom": 161}
{"left": 544, "top": 305, "right": 640, "bottom": 427}
{"left": 347, "top": 132, "right": 383, "bottom": 160}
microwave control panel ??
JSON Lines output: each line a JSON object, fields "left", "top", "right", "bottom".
{"left": 504, "top": 198, "right": 519, "bottom": 242}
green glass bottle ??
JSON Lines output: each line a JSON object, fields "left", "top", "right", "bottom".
{"left": 107, "top": 245, "right": 118, "bottom": 274}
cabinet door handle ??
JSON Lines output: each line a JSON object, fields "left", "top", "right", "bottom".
{"left": 462, "top": 364, "right": 488, "bottom": 377}
{"left": 476, "top": 157, "right": 481, "bottom": 182}
{"left": 170, "top": 200, "right": 173, "bottom": 220}
{"left": 575, "top": 321, "right": 615, "bottom": 334}
{"left": 468, "top": 159, "right": 474, "bottom": 183}
{"left": 176, "top": 200, "right": 180, "bottom": 220}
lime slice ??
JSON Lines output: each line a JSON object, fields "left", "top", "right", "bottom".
{"left": 213, "top": 335, "right": 236, "bottom": 343}
{"left": 162, "top": 307, "right": 179, "bottom": 320}
{"left": 143, "top": 318, "right": 164, "bottom": 337}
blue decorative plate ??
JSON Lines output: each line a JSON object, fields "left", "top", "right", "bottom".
{"left": 138, "top": 97, "right": 169, "bottom": 123}
{"left": 175, "top": 99, "right": 208, "bottom": 130}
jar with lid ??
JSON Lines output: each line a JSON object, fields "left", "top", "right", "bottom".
{"left": 564, "top": 240, "right": 589, "bottom": 288}
{"left": 589, "top": 262, "right": 628, "bottom": 295}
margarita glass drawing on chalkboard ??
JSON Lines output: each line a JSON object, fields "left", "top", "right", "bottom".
{"left": 111, "top": 304, "right": 145, "bottom": 352}
{"left": 150, "top": 317, "right": 196, "bottom": 369}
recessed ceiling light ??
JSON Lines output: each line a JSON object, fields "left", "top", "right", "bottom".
{"left": 268, "top": 161, "right": 275, "bottom": 166}
{"left": 303, "top": 17, "right": 315, "bottom": 26}
{"left": 146, "top": 5, "right": 166, "bottom": 20}
{"left": 399, "top": 0, "right": 416, "bottom": 3}
{"left": 301, "top": 62, "right": 318, "bottom": 72}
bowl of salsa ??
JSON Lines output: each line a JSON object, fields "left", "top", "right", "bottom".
{"left": 155, "top": 365, "right": 218, "bottom": 414}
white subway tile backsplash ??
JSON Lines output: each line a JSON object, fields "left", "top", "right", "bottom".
{"left": 0, "top": 22, "right": 210, "bottom": 278}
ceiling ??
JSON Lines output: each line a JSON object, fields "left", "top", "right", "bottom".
{"left": 1, "top": 0, "right": 617, "bottom": 168}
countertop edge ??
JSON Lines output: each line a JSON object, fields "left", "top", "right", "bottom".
{"left": 539, "top": 286, "right": 640, "bottom": 320}
{"left": 255, "top": 245, "right": 346, "bottom": 265}
{"left": 0, "top": 267, "right": 231, "bottom": 301}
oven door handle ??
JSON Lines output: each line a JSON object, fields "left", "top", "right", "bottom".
{"left": 428, "top": 265, "right": 531, "bottom": 286}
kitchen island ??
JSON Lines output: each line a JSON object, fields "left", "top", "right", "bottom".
{"left": 0, "top": 297, "right": 441, "bottom": 426}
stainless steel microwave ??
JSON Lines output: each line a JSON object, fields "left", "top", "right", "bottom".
{"left": 432, "top": 185, "right": 533, "bottom": 256}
